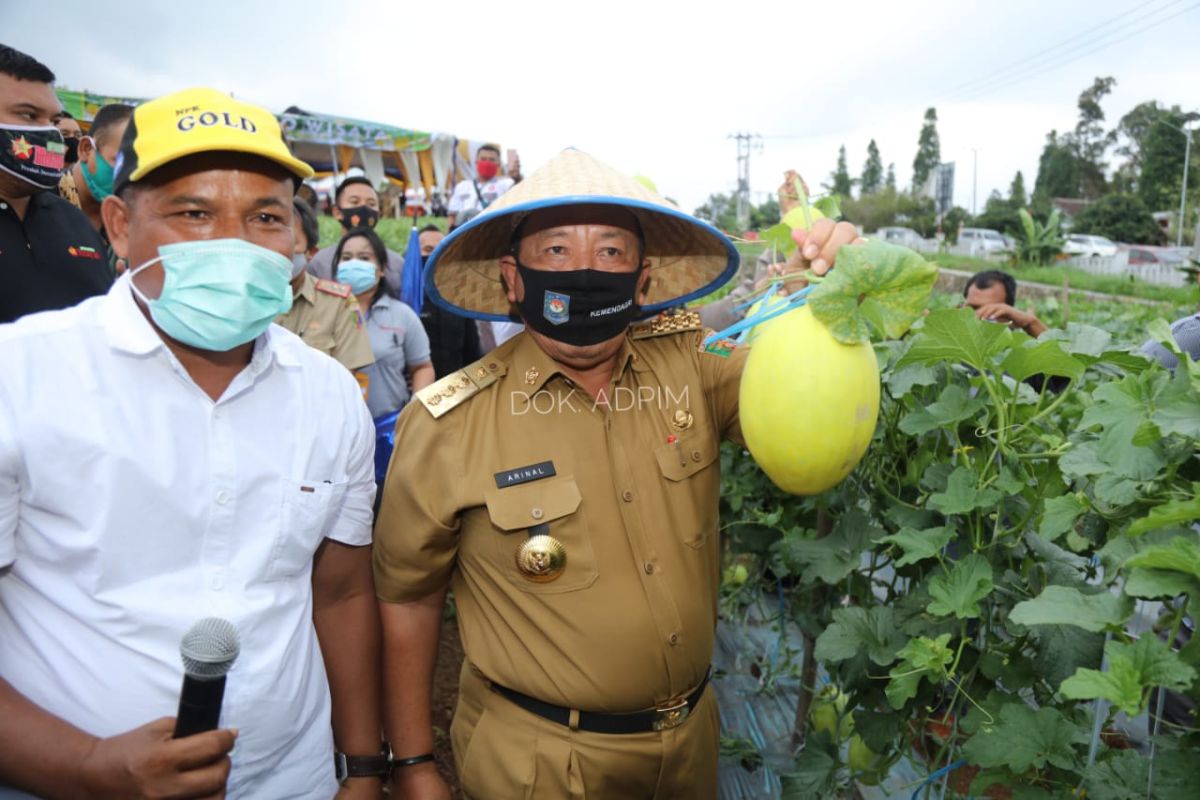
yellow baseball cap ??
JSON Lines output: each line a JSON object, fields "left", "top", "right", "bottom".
{"left": 113, "top": 87, "right": 313, "bottom": 193}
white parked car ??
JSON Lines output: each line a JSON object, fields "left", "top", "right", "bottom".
{"left": 959, "top": 228, "right": 1009, "bottom": 253}
{"left": 1063, "top": 234, "right": 1119, "bottom": 258}
{"left": 875, "top": 226, "right": 927, "bottom": 249}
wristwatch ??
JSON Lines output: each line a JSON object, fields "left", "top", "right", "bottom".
{"left": 334, "top": 749, "right": 392, "bottom": 784}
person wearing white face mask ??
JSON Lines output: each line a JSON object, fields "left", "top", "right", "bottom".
{"left": 334, "top": 226, "right": 435, "bottom": 418}
{"left": 275, "top": 197, "right": 375, "bottom": 377}
{"left": 0, "top": 87, "right": 387, "bottom": 799}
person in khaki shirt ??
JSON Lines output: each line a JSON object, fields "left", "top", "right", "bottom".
{"left": 276, "top": 197, "right": 375, "bottom": 374}
{"left": 374, "top": 150, "right": 859, "bottom": 800}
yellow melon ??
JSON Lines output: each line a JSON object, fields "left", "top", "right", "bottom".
{"left": 739, "top": 305, "right": 880, "bottom": 495}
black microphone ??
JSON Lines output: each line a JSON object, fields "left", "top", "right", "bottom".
{"left": 173, "top": 617, "right": 240, "bottom": 738}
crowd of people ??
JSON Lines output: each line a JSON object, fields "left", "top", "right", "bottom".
{"left": 1, "top": 40, "right": 1198, "bottom": 800}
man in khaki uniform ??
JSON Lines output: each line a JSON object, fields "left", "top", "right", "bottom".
{"left": 374, "top": 150, "right": 858, "bottom": 799}
{"left": 276, "top": 197, "right": 374, "bottom": 374}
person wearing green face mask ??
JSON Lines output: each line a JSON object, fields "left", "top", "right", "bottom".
{"left": 62, "top": 103, "right": 132, "bottom": 237}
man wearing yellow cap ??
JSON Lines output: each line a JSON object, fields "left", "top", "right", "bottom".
{"left": 374, "top": 150, "right": 859, "bottom": 799}
{"left": 0, "top": 89, "right": 385, "bottom": 799}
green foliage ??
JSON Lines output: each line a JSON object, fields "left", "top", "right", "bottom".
{"left": 693, "top": 192, "right": 783, "bottom": 232}
{"left": 1073, "top": 76, "right": 1118, "bottom": 199}
{"left": 805, "top": 240, "right": 938, "bottom": 343}
{"left": 860, "top": 139, "right": 883, "bottom": 196}
{"left": 1014, "top": 208, "right": 1063, "bottom": 265}
{"left": 1060, "top": 635, "right": 1196, "bottom": 715}
{"left": 912, "top": 107, "right": 941, "bottom": 191}
{"left": 1032, "top": 129, "right": 1082, "bottom": 207}
{"left": 1010, "top": 170, "right": 1028, "bottom": 208}
{"left": 840, "top": 187, "right": 938, "bottom": 236}
{"left": 1138, "top": 108, "right": 1198, "bottom": 213}
{"left": 972, "top": 194, "right": 1023, "bottom": 238}
{"left": 886, "top": 634, "right": 953, "bottom": 709}
{"left": 932, "top": 252, "right": 1197, "bottom": 304}
{"left": 316, "top": 214, "right": 439, "bottom": 252}
{"left": 720, "top": 279, "right": 1200, "bottom": 794}
{"left": 828, "top": 145, "right": 855, "bottom": 199}
{"left": 961, "top": 704, "right": 1087, "bottom": 772}
{"left": 1072, "top": 193, "right": 1165, "bottom": 245}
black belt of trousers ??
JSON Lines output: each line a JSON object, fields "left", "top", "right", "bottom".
{"left": 489, "top": 668, "right": 711, "bottom": 735}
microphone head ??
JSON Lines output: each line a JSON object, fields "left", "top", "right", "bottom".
{"left": 179, "top": 617, "right": 240, "bottom": 679}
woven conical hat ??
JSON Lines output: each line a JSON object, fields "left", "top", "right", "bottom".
{"left": 424, "top": 149, "right": 738, "bottom": 321}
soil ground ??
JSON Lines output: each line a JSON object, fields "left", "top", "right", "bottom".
{"left": 431, "top": 619, "right": 465, "bottom": 798}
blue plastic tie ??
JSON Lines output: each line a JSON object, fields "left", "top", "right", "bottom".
{"left": 701, "top": 286, "right": 813, "bottom": 347}
{"left": 910, "top": 759, "right": 968, "bottom": 800}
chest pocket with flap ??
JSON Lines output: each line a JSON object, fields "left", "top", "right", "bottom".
{"left": 482, "top": 476, "right": 598, "bottom": 593}
{"left": 654, "top": 424, "right": 720, "bottom": 548}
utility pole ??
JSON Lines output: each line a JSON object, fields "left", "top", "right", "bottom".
{"left": 971, "top": 148, "right": 979, "bottom": 216}
{"left": 1178, "top": 121, "right": 1192, "bottom": 247}
{"left": 728, "top": 132, "right": 761, "bottom": 232}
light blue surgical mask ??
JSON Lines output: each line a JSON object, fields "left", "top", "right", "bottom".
{"left": 336, "top": 259, "right": 379, "bottom": 295}
{"left": 129, "top": 238, "right": 293, "bottom": 352}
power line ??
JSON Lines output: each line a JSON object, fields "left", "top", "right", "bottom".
{"left": 950, "top": 2, "right": 1200, "bottom": 104}
{"left": 940, "top": 0, "right": 1175, "bottom": 99}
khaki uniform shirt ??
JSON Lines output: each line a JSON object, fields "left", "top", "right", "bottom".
{"left": 374, "top": 313, "right": 747, "bottom": 712}
{"left": 275, "top": 273, "right": 375, "bottom": 372}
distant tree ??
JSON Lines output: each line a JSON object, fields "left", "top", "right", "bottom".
{"left": 1071, "top": 194, "right": 1164, "bottom": 244}
{"left": 972, "top": 192, "right": 1023, "bottom": 238}
{"left": 841, "top": 187, "right": 937, "bottom": 236}
{"left": 885, "top": 162, "right": 896, "bottom": 192}
{"left": 1072, "top": 76, "right": 1116, "bottom": 199}
{"left": 1009, "top": 171, "right": 1027, "bottom": 209}
{"left": 860, "top": 139, "right": 883, "bottom": 195}
{"left": 1137, "top": 108, "right": 1198, "bottom": 212}
{"left": 940, "top": 206, "right": 970, "bottom": 243}
{"left": 912, "top": 107, "right": 941, "bottom": 192}
{"left": 694, "top": 192, "right": 738, "bottom": 232}
{"left": 750, "top": 196, "right": 781, "bottom": 229}
{"left": 1115, "top": 100, "right": 1166, "bottom": 175}
{"left": 1033, "top": 130, "right": 1082, "bottom": 208}
{"left": 828, "top": 145, "right": 856, "bottom": 198}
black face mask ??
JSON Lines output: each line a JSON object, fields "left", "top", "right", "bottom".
{"left": 62, "top": 136, "right": 80, "bottom": 166}
{"left": 338, "top": 205, "right": 380, "bottom": 230}
{"left": 515, "top": 261, "right": 643, "bottom": 346}
{"left": 0, "top": 124, "right": 66, "bottom": 189}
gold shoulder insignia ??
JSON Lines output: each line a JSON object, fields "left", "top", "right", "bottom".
{"left": 629, "top": 309, "right": 703, "bottom": 340}
{"left": 315, "top": 279, "right": 352, "bottom": 298}
{"left": 415, "top": 357, "right": 507, "bottom": 419}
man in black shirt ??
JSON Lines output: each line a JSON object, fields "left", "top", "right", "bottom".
{"left": 0, "top": 45, "right": 110, "bottom": 323}
{"left": 416, "top": 223, "right": 482, "bottom": 376}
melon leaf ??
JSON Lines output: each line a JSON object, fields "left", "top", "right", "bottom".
{"left": 807, "top": 240, "right": 938, "bottom": 344}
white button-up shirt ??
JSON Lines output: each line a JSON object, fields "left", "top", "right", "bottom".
{"left": 0, "top": 275, "right": 376, "bottom": 799}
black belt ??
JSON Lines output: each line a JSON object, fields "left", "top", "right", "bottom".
{"left": 489, "top": 669, "right": 711, "bottom": 735}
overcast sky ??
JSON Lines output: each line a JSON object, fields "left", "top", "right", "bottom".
{"left": 6, "top": 0, "right": 1199, "bottom": 218}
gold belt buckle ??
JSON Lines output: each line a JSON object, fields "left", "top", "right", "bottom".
{"left": 652, "top": 697, "right": 690, "bottom": 731}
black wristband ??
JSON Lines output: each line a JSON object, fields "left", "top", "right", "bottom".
{"left": 392, "top": 753, "right": 436, "bottom": 768}
{"left": 334, "top": 750, "right": 392, "bottom": 783}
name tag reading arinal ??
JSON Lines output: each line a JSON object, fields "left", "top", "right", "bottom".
{"left": 494, "top": 461, "right": 556, "bottom": 489}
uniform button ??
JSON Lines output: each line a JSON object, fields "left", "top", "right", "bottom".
{"left": 691, "top": 450, "right": 702, "bottom": 462}
{"left": 487, "top": 362, "right": 499, "bottom": 371}
{"left": 210, "top": 574, "right": 224, "bottom": 590}
{"left": 215, "top": 490, "right": 231, "bottom": 505}
{"left": 668, "top": 632, "right": 679, "bottom": 645}
{"left": 644, "top": 562, "right": 654, "bottom": 574}
{"left": 531, "top": 507, "right": 544, "bottom": 520}
{"left": 622, "top": 490, "right": 634, "bottom": 502}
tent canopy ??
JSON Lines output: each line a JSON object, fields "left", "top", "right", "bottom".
{"left": 53, "top": 89, "right": 510, "bottom": 194}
